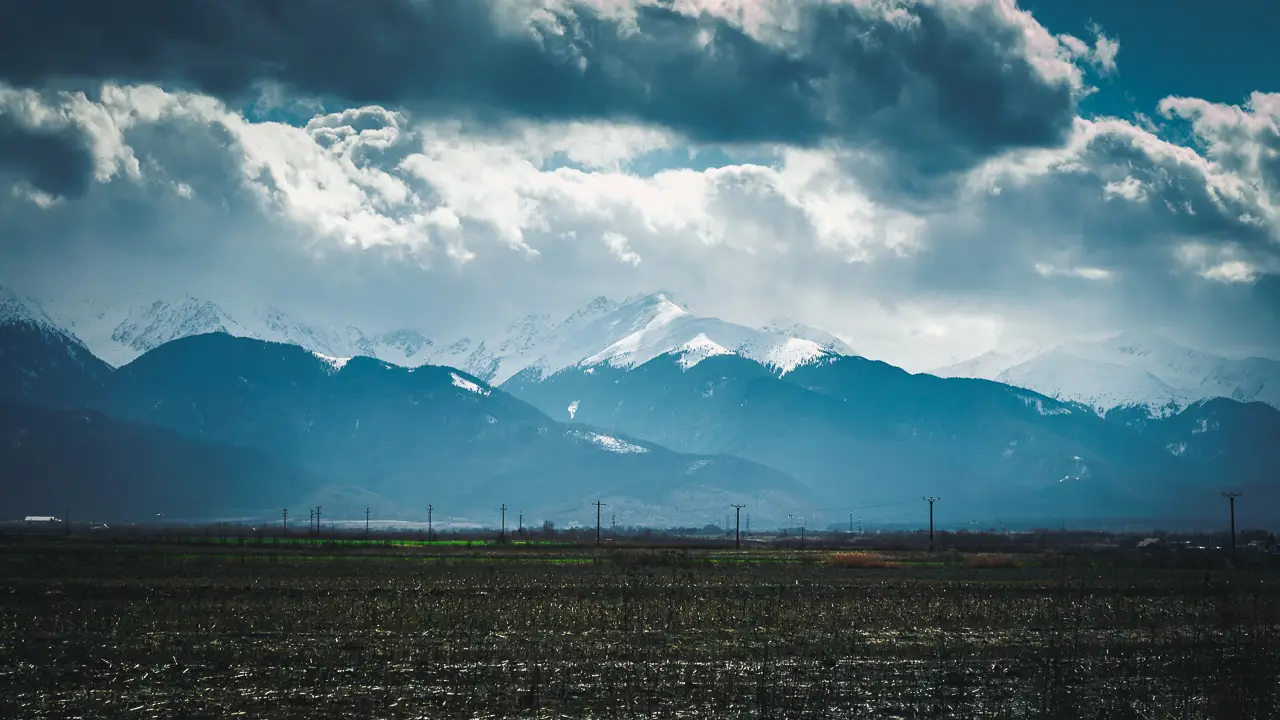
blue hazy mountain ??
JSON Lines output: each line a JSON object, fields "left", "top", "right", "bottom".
{"left": 502, "top": 351, "right": 1280, "bottom": 524}
{"left": 3, "top": 300, "right": 1277, "bottom": 527}
{"left": 85, "top": 333, "right": 810, "bottom": 523}
{"left": 0, "top": 401, "right": 322, "bottom": 522}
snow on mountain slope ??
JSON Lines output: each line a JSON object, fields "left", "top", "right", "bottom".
{"left": 674, "top": 334, "right": 734, "bottom": 369}
{"left": 253, "top": 307, "right": 374, "bottom": 359}
{"left": 762, "top": 317, "right": 858, "bottom": 356}
{"left": 41, "top": 295, "right": 245, "bottom": 367}
{"left": 939, "top": 331, "right": 1280, "bottom": 412}
{"left": 115, "top": 298, "right": 250, "bottom": 365}
{"left": 932, "top": 345, "right": 1049, "bottom": 380}
{"left": 995, "top": 350, "right": 1190, "bottom": 416}
{"left": 42, "top": 290, "right": 848, "bottom": 382}
{"left": 374, "top": 329, "right": 435, "bottom": 365}
{"left": 483, "top": 296, "right": 631, "bottom": 384}
{"left": 1067, "top": 332, "right": 1280, "bottom": 408}
{"left": 42, "top": 296, "right": 442, "bottom": 369}
{"left": 0, "top": 287, "right": 70, "bottom": 339}
{"left": 492, "top": 292, "right": 833, "bottom": 384}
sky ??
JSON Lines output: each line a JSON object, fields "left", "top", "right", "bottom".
{"left": 0, "top": 0, "right": 1277, "bottom": 372}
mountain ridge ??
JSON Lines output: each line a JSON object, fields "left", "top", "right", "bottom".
{"left": 33, "top": 289, "right": 855, "bottom": 383}
{"left": 5, "top": 329, "right": 813, "bottom": 524}
{"left": 935, "top": 332, "right": 1280, "bottom": 413}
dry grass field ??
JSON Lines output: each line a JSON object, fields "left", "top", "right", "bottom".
{"left": 1, "top": 539, "right": 1277, "bottom": 718}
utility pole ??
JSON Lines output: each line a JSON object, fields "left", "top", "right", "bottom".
{"left": 428, "top": 504, "right": 434, "bottom": 542}
{"left": 309, "top": 509, "right": 314, "bottom": 536}
{"left": 316, "top": 506, "right": 322, "bottom": 537}
{"left": 1223, "top": 492, "right": 1242, "bottom": 566}
{"left": 519, "top": 510, "right": 524, "bottom": 537}
{"left": 500, "top": 504, "right": 507, "bottom": 543}
{"left": 282, "top": 508, "right": 288, "bottom": 533}
{"left": 592, "top": 500, "right": 607, "bottom": 545}
{"left": 611, "top": 512, "right": 616, "bottom": 534}
{"left": 923, "top": 497, "right": 940, "bottom": 552}
{"left": 849, "top": 512, "right": 853, "bottom": 533}
{"left": 732, "top": 504, "right": 746, "bottom": 549}
{"left": 365, "top": 507, "right": 370, "bottom": 535}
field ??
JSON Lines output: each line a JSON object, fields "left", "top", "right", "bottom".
{"left": 1, "top": 539, "right": 1278, "bottom": 719}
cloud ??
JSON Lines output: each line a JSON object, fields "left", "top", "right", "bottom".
{"left": 1103, "top": 176, "right": 1146, "bottom": 202}
{"left": 1034, "top": 263, "right": 1113, "bottom": 281}
{"left": 0, "top": 3, "right": 1277, "bottom": 368}
{"left": 0, "top": 0, "right": 1098, "bottom": 195}
{"left": 601, "top": 231, "right": 642, "bottom": 266}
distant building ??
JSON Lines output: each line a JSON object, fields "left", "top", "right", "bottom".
{"left": 23, "top": 516, "right": 59, "bottom": 523}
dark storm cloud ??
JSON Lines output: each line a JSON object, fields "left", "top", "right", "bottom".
{"left": 0, "top": 0, "right": 1078, "bottom": 185}
{"left": 0, "top": 115, "right": 94, "bottom": 197}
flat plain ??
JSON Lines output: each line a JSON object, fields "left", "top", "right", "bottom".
{"left": 1, "top": 538, "right": 1277, "bottom": 719}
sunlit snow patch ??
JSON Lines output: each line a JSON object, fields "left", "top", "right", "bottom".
{"left": 741, "top": 337, "right": 829, "bottom": 375}
{"left": 573, "top": 430, "right": 649, "bottom": 454}
{"left": 312, "top": 351, "right": 351, "bottom": 372}
{"left": 451, "top": 372, "right": 491, "bottom": 396}
{"left": 567, "top": 400, "right": 579, "bottom": 419}
{"left": 675, "top": 334, "right": 732, "bottom": 369}
{"left": 685, "top": 459, "right": 712, "bottom": 474}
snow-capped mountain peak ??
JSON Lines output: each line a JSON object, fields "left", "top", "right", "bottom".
{"left": 674, "top": 334, "right": 734, "bottom": 369}
{"left": 374, "top": 329, "right": 434, "bottom": 363}
{"left": 762, "top": 317, "right": 858, "bottom": 356}
{"left": 940, "top": 331, "right": 1280, "bottom": 413}
{"left": 0, "top": 287, "right": 62, "bottom": 334}
{"left": 995, "top": 349, "right": 1190, "bottom": 417}
{"left": 110, "top": 297, "right": 247, "bottom": 363}
{"left": 738, "top": 336, "right": 831, "bottom": 375}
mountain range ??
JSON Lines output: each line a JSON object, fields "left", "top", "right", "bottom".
{"left": 2, "top": 285, "right": 1278, "bottom": 528}
{"left": 935, "top": 333, "right": 1280, "bottom": 414}
{"left": 30, "top": 288, "right": 1280, "bottom": 417}
{"left": 36, "top": 291, "right": 848, "bottom": 385}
